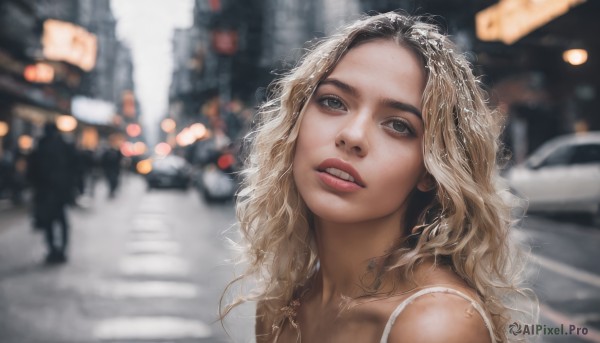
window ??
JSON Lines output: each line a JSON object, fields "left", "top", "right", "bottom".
{"left": 570, "top": 143, "right": 600, "bottom": 165}
{"left": 540, "top": 145, "right": 574, "bottom": 167}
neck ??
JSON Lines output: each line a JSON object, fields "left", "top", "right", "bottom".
{"left": 312, "top": 213, "right": 407, "bottom": 306}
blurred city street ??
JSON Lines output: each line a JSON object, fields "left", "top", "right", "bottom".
{"left": 516, "top": 216, "right": 600, "bottom": 343}
{"left": 0, "top": 175, "right": 599, "bottom": 342}
{"left": 0, "top": 175, "right": 254, "bottom": 343}
{"left": 1, "top": 0, "right": 599, "bottom": 342}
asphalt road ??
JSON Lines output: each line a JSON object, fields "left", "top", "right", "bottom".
{"left": 515, "top": 215, "right": 600, "bottom": 343}
{"left": 0, "top": 174, "right": 599, "bottom": 342}
{"left": 0, "top": 175, "right": 254, "bottom": 343}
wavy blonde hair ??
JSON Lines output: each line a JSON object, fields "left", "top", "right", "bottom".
{"left": 221, "top": 12, "right": 536, "bottom": 343}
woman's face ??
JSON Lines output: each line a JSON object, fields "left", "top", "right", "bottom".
{"left": 293, "top": 39, "right": 429, "bottom": 225}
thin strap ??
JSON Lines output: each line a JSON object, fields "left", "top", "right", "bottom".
{"left": 379, "top": 286, "right": 495, "bottom": 343}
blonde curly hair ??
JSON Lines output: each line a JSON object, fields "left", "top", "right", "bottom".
{"left": 221, "top": 12, "right": 536, "bottom": 343}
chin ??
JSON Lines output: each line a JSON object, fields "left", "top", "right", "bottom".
{"left": 305, "top": 198, "right": 374, "bottom": 225}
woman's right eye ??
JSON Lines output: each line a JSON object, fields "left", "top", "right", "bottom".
{"left": 318, "top": 96, "right": 346, "bottom": 111}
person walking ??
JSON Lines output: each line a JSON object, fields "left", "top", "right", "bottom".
{"left": 27, "top": 123, "right": 77, "bottom": 264}
{"left": 101, "top": 144, "right": 122, "bottom": 198}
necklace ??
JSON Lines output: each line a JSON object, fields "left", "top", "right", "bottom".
{"left": 280, "top": 287, "right": 311, "bottom": 329}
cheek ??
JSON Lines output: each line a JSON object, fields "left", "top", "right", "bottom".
{"left": 368, "top": 150, "right": 425, "bottom": 202}
{"left": 292, "top": 116, "right": 314, "bottom": 188}
{"left": 293, "top": 109, "right": 332, "bottom": 162}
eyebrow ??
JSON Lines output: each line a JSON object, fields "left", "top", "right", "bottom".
{"left": 318, "top": 78, "right": 423, "bottom": 119}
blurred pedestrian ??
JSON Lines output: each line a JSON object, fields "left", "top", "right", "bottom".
{"left": 101, "top": 144, "right": 122, "bottom": 198}
{"left": 75, "top": 148, "right": 95, "bottom": 200}
{"left": 27, "top": 123, "right": 77, "bottom": 264}
{"left": 221, "top": 12, "right": 536, "bottom": 343}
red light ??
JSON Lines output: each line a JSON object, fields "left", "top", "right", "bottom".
{"left": 126, "top": 123, "right": 141, "bottom": 137}
{"left": 23, "top": 63, "right": 54, "bottom": 83}
{"left": 24, "top": 65, "right": 37, "bottom": 81}
{"left": 120, "top": 142, "right": 134, "bottom": 157}
{"left": 217, "top": 153, "right": 235, "bottom": 170}
{"left": 209, "top": 0, "right": 221, "bottom": 11}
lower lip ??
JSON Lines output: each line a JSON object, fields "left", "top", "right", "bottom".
{"left": 317, "top": 171, "right": 363, "bottom": 192}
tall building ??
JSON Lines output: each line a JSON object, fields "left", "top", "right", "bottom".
{"left": 167, "top": 0, "right": 598, "bottom": 163}
{"left": 0, "top": 0, "right": 139, "bottom": 157}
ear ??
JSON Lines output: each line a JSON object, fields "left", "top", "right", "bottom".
{"left": 416, "top": 172, "right": 436, "bottom": 192}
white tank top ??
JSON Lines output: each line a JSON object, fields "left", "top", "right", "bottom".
{"left": 379, "top": 286, "right": 496, "bottom": 343}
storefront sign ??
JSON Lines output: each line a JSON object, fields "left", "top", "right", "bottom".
{"left": 42, "top": 19, "right": 98, "bottom": 71}
{"left": 476, "top": 0, "right": 585, "bottom": 44}
{"left": 71, "top": 96, "right": 116, "bottom": 125}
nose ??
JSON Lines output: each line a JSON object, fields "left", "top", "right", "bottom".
{"left": 335, "top": 113, "right": 369, "bottom": 157}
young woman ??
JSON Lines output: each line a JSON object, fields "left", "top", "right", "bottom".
{"left": 222, "top": 12, "right": 535, "bottom": 343}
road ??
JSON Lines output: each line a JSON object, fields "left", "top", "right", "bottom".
{"left": 516, "top": 215, "right": 600, "bottom": 343}
{"left": 0, "top": 174, "right": 599, "bottom": 342}
{"left": 0, "top": 175, "right": 254, "bottom": 343}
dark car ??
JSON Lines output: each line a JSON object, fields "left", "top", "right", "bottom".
{"left": 194, "top": 149, "right": 239, "bottom": 202}
{"left": 192, "top": 137, "right": 239, "bottom": 202}
{"left": 144, "top": 155, "right": 191, "bottom": 190}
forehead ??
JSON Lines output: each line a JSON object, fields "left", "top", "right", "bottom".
{"left": 325, "top": 39, "right": 426, "bottom": 108}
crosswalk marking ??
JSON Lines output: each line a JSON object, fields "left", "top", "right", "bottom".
{"left": 541, "top": 303, "right": 600, "bottom": 343}
{"left": 128, "top": 241, "right": 181, "bottom": 254}
{"left": 132, "top": 218, "right": 169, "bottom": 232}
{"left": 532, "top": 253, "right": 600, "bottom": 289}
{"left": 119, "top": 255, "right": 190, "bottom": 276}
{"left": 93, "top": 316, "right": 212, "bottom": 340}
{"left": 131, "top": 230, "right": 172, "bottom": 241}
{"left": 512, "top": 230, "right": 600, "bottom": 288}
{"left": 92, "top": 202, "right": 213, "bottom": 341}
{"left": 99, "top": 281, "right": 200, "bottom": 298}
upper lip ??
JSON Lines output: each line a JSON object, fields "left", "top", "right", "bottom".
{"left": 316, "top": 158, "right": 366, "bottom": 187}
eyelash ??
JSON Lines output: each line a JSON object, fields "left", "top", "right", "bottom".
{"left": 317, "top": 95, "right": 346, "bottom": 111}
{"left": 317, "top": 95, "right": 415, "bottom": 136}
{"left": 382, "top": 118, "right": 414, "bottom": 136}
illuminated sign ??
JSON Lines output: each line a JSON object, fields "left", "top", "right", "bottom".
{"left": 71, "top": 96, "right": 116, "bottom": 125}
{"left": 476, "top": 0, "right": 585, "bottom": 45}
{"left": 42, "top": 19, "right": 98, "bottom": 71}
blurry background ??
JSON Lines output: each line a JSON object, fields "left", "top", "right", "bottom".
{"left": 0, "top": 0, "right": 599, "bottom": 342}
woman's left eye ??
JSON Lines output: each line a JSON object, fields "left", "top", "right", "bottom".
{"left": 383, "top": 119, "right": 413, "bottom": 135}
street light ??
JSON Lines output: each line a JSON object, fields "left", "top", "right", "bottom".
{"left": 133, "top": 141, "right": 147, "bottom": 155}
{"left": 56, "top": 115, "right": 77, "bottom": 132}
{"left": 18, "top": 135, "right": 33, "bottom": 151}
{"left": 154, "top": 142, "right": 172, "bottom": 156}
{"left": 136, "top": 159, "right": 153, "bottom": 175}
{"left": 0, "top": 122, "right": 8, "bottom": 137}
{"left": 161, "top": 118, "right": 176, "bottom": 133}
{"left": 190, "top": 123, "right": 207, "bottom": 140}
{"left": 126, "top": 123, "right": 142, "bottom": 137}
{"left": 176, "top": 128, "right": 196, "bottom": 146}
{"left": 563, "top": 48, "right": 588, "bottom": 66}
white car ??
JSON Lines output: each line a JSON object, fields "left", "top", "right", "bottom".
{"left": 505, "top": 132, "right": 600, "bottom": 225}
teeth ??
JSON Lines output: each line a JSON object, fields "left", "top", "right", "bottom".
{"left": 325, "top": 168, "right": 355, "bottom": 183}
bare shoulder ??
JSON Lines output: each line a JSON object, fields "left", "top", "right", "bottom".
{"left": 387, "top": 290, "right": 493, "bottom": 343}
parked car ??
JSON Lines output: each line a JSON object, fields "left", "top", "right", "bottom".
{"left": 195, "top": 150, "right": 238, "bottom": 202}
{"left": 193, "top": 137, "right": 239, "bottom": 202}
{"left": 504, "top": 132, "right": 600, "bottom": 225}
{"left": 143, "top": 155, "right": 192, "bottom": 190}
